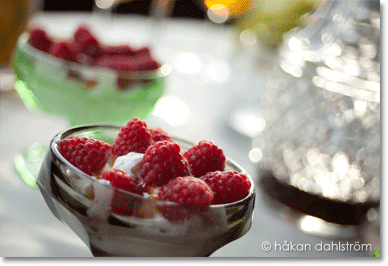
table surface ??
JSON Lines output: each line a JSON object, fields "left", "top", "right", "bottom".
{"left": 0, "top": 12, "right": 378, "bottom": 258}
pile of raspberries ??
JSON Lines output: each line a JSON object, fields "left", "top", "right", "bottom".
{"left": 58, "top": 118, "right": 251, "bottom": 207}
{"left": 28, "top": 25, "right": 160, "bottom": 90}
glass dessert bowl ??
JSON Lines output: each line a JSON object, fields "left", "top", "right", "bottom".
{"left": 12, "top": 31, "right": 170, "bottom": 125}
{"left": 36, "top": 124, "right": 256, "bottom": 257}
{"left": 11, "top": 28, "right": 170, "bottom": 187}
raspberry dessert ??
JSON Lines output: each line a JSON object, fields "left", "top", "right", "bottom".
{"left": 26, "top": 25, "right": 161, "bottom": 92}
{"left": 39, "top": 121, "right": 255, "bottom": 256}
{"left": 27, "top": 25, "right": 160, "bottom": 71}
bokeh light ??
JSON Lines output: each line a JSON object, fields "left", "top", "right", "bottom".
{"left": 153, "top": 95, "right": 191, "bottom": 126}
{"left": 204, "top": 0, "right": 253, "bottom": 18}
{"left": 95, "top": 0, "right": 115, "bottom": 9}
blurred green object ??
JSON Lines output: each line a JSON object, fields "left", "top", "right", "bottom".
{"left": 235, "top": 0, "right": 318, "bottom": 51}
{"left": 372, "top": 249, "right": 380, "bottom": 257}
{"left": 12, "top": 32, "right": 168, "bottom": 126}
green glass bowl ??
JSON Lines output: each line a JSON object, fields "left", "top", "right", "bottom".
{"left": 12, "top": 32, "right": 170, "bottom": 126}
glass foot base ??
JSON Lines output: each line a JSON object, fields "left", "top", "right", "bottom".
{"left": 14, "top": 143, "right": 47, "bottom": 188}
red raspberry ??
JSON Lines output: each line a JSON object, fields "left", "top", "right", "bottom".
{"left": 183, "top": 140, "right": 226, "bottom": 177}
{"left": 94, "top": 56, "right": 137, "bottom": 71}
{"left": 141, "top": 141, "right": 190, "bottom": 188}
{"left": 67, "top": 40, "right": 80, "bottom": 53}
{"left": 200, "top": 171, "right": 251, "bottom": 205}
{"left": 94, "top": 55, "right": 159, "bottom": 72}
{"left": 96, "top": 169, "right": 143, "bottom": 217}
{"left": 28, "top": 27, "right": 53, "bottom": 52}
{"left": 73, "top": 25, "right": 100, "bottom": 58}
{"left": 132, "top": 53, "right": 160, "bottom": 71}
{"left": 140, "top": 59, "right": 160, "bottom": 71}
{"left": 133, "top": 47, "right": 151, "bottom": 56}
{"left": 112, "top": 117, "right": 153, "bottom": 157}
{"left": 49, "top": 41, "right": 75, "bottom": 62}
{"left": 66, "top": 40, "right": 92, "bottom": 65}
{"left": 101, "top": 45, "right": 135, "bottom": 56}
{"left": 58, "top": 136, "right": 112, "bottom": 176}
{"left": 133, "top": 47, "right": 160, "bottom": 70}
{"left": 67, "top": 41, "right": 86, "bottom": 64}
{"left": 100, "top": 168, "right": 143, "bottom": 195}
{"left": 155, "top": 176, "right": 214, "bottom": 206}
{"left": 150, "top": 127, "right": 173, "bottom": 143}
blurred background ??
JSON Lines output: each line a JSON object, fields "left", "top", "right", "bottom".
{"left": 0, "top": 0, "right": 381, "bottom": 258}
{"left": 43, "top": 0, "right": 207, "bottom": 20}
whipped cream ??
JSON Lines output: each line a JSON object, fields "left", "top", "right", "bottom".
{"left": 113, "top": 152, "right": 143, "bottom": 176}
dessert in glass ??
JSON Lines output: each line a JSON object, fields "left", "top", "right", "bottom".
{"left": 12, "top": 25, "right": 170, "bottom": 187}
{"left": 36, "top": 118, "right": 255, "bottom": 256}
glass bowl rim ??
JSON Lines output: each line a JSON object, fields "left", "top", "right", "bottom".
{"left": 16, "top": 32, "right": 171, "bottom": 79}
{"left": 50, "top": 123, "right": 255, "bottom": 209}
